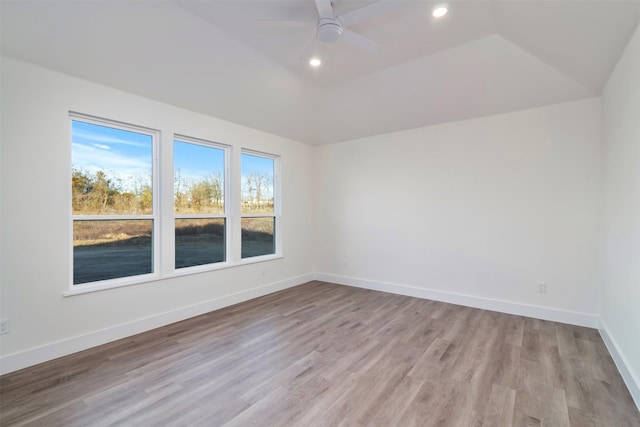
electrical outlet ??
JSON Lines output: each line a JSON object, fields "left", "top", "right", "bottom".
{"left": 537, "top": 282, "right": 547, "bottom": 293}
{"left": 261, "top": 268, "right": 267, "bottom": 276}
{"left": 0, "top": 319, "right": 10, "bottom": 335}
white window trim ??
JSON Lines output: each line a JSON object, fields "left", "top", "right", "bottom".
{"left": 67, "top": 112, "right": 161, "bottom": 293}
{"left": 64, "top": 115, "right": 284, "bottom": 297}
{"left": 173, "top": 135, "right": 231, "bottom": 272}
{"left": 240, "top": 149, "right": 282, "bottom": 260}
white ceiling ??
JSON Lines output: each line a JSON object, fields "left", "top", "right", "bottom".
{"left": 2, "top": 1, "right": 639, "bottom": 145}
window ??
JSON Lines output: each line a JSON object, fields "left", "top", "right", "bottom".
{"left": 71, "top": 115, "right": 157, "bottom": 285}
{"left": 241, "top": 151, "right": 279, "bottom": 259}
{"left": 174, "top": 137, "right": 228, "bottom": 269}
{"left": 69, "top": 113, "right": 281, "bottom": 293}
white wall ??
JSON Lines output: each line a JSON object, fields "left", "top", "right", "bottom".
{"left": 0, "top": 57, "right": 314, "bottom": 372}
{"left": 601, "top": 23, "right": 640, "bottom": 405}
{"left": 314, "top": 98, "right": 601, "bottom": 323}
{"left": 2, "top": 49, "right": 636, "bottom": 403}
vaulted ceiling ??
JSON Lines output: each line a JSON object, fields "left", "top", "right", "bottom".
{"left": 2, "top": 1, "right": 639, "bottom": 145}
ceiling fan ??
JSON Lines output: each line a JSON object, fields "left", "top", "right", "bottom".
{"left": 263, "top": 0, "right": 400, "bottom": 58}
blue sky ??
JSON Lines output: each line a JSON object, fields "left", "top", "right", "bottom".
{"left": 72, "top": 120, "right": 152, "bottom": 192}
{"left": 174, "top": 140, "right": 224, "bottom": 187}
{"left": 242, "top": 153, "right": 274, "bottom": 178}
{"left": 72, "top": 120, "right": 274, "bottom": 195}
{"left": 241, "top": 153, "right": 275, "bottom": 204}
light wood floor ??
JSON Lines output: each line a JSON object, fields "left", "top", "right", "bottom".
{"left": 1, "top": 281, "right": 638, "bottom": 426}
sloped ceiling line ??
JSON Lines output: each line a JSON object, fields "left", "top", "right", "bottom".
{"left": 1, "top": 0, "right": 639, "bottom": 145}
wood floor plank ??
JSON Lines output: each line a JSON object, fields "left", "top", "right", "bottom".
{"left": 1, "top": 281, "right": 638, "bottom": 426}
{"left": 504, "top": 316, "right": 525, "bottom": 347}
{"left": 483, "top": 383, "right": 516, "bottom": 427}
{"left": 366, "top": 375, "right": 424, "bottom": 426}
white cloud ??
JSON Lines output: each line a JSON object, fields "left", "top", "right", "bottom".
{"left": 72, "top": 143, "right": 151, "bottom": 192}
{"left": 72, "top": 129, "right": 149, "bottom": 148}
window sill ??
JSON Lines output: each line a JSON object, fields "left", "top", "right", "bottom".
{"left": 63, "top": 273, "right": 161, "bottom": 296}
{"left": 63, "top": 255, "right": 283, "bottom": 297}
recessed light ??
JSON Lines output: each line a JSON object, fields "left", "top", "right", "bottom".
{"left": 309, "top": 58, "right": 322, "bottom": 67}
{"left": 432, "top": 5, "right": 448, "bottom": 17}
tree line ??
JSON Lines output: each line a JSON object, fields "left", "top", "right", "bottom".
{"left": 242, "top": 170, "right": 274, "bottom": 212}
{"left": 72, "top": 168, "right": 273, "bottom": 215}
{"left": 174, "top": 169, "right": 223, "bottom": 214}
{"left": 72, "top": 168, "right": 152, "bottom": 215}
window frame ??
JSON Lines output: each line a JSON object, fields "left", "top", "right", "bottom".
{"left": 64, "top": 113, "right": 284, "bottom": 297}
{"left": 240, "top": 149, "right": 281, "bottom": 262}
{"left": 67, "top": 112, "right": 160, "bottom": 293}
{"left": 173, "top": 135, "right": 231, "bottom": 273}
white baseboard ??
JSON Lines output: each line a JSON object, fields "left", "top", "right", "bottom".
{"left": 599, "top": 320, "right": 640, "bottom": 410}
{"left": 0, "top": 274, "right": 314, "bottom": 376}
{"left": 315, "top": 273, "right": 599, "bottom": 328}
{"left": 3, "top": 272, "right": 637, "bottom": 411}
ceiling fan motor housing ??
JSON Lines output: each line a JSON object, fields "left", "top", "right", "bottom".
{"left": 317, "top": 18, "right": 343, "bottom": 43}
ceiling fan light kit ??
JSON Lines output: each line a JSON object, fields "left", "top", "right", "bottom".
{"left": 317, "top": 19, "right": 343, "bottom": 43}
{"left": 265, "top": 0, "right": 402, "bottom": 60}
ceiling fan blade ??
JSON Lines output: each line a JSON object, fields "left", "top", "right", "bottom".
{"left": 256, "top": 19, "right": 315, "bottom": 32}
{"left": 341, "top": 28, "right": 378, "bottom": 53}
{"left": 257, "top": 19, "right": 315, "bottom": 28}
{"left": 299, "top": 36, "right": 320, "bottom": 61}
{"left": 314, "top": 0, "right": 334, "bottom": 19}
{"left": 338, "top": 0, "right": 401, "bottom": 27}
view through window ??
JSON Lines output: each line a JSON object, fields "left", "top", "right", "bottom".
{"left": 241, "top": 152, "right": 277, "bottom": 258}
{"left": 70, "top": 114, "right": 281, "bottom": 288}
{"left": 71, "top": 117, "right": 156, "bottom": 284}
{"left": 174, "top": 139, "right": 227, "bottom": 269}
